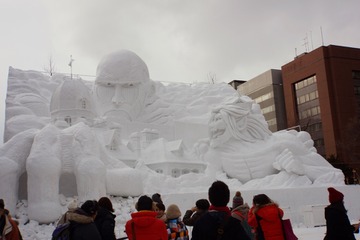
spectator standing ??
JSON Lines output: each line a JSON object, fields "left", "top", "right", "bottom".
{"left": 324, "top": 187, "right": 359, "bottom": 240}
{"left": 165, "top": 204, "right": 189, "bottom": 240}
{"left": 231, "top": 191, "right": 255, "bottom": 240}
{"left": 69, "top": 200, "right": 102, "bottom": 240}
{"left": 182, "top": 199, "right": 209, "bottom": 226}
{"left": 0, "top": 199, "right": 22, "bottom": 240}
{"left": 125, "top": 195, "right": 167, "bottom": 240}
{"left": 155, "top": 202, "right": 167, "bottom": 222}
{"left": 56, "top": 200, "right": 78, "bottom": 226}
{"left": 191, "top": 181, "right": 250, "bottom": 240}
{"left": 95, "top": 196, "right": 116, "bottom": 240}
{"left": 152, "top": 193, "right": 164, "bottom": 204}
{"left": 248, "top": 194, "right": 284, "bottom": 240}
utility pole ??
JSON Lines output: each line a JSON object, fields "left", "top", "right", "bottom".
{"left": 68, "top": 55, "right": 74, "bottom": 80}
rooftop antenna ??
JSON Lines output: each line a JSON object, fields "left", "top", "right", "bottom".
{"left": 295, "top": 47, "right": 298, "bottom": 57}
{"left": 302, "top": 34, "right": 309, "bottom": 52}
{"left": 68, "top": 55, "right": 74, "bottom": 80}
{"left": 320, "top": 26, "right": 324, "bottom": 46}
{"left": 310, "top": 31, "right": 314, "bottom": 50}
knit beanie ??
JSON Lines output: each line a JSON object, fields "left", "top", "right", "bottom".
{"left": 232, "top": 191, "right": 244, "bottom": 209}
{"left": 208, "top": 181, "right": 230, "bottom": 207}
{"left": 328, "top": 187, "right": 344, "bottom": 204}
{"left": 98, "top": 197, "right": 114, "bottom": 212}
{"left": 166, "top": 204, "right": 181, "bottom": 219}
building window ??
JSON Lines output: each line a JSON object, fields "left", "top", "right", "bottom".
{"left": 261, "top": 105, "right": 275, "bottom": 114}
{"left": 80, "top": 98, "right": 87, "bottom": 109}
{"left": 314, "top": 138, "right": 324, "bottom": 148}
{"left": 267, "top": 118, "right": 277, "bottom": 126}
{"left": 254, "top": 92, "right": 273, "bottom": 104}
{"left": 295, "top": 75, "right": 317, "bottom": 90}
{"left": 64, "top": 116, "right": 72, "bottom": 126}
{"left": 182, "top": 169, "right": 190, "bottom": 175}
{"left": 354, "top": 86, "right": 360, "bottom": 95}
{"left": 171, "top": 168, "right": 180, "bottom": 178}
{"left": 156, "top": 169, "right": 163, "bottom": 174}
{"left": 352, "top": 71, "right": 360, "bottom": 79}
{"left": 191, "top": 169, "right": 199, "bottom": 173}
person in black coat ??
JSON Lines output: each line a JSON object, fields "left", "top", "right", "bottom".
{"left": 191, "top": 181, "right": 250, "bottom": 240}
{"left": 69, "top": 200, "right": 102, "bottom": 240}
{"left": 183, "top": 198, "right": 209, "bottom": 226}
{"left": 324, "top": 187, "right": 359, "bottom": 240}
{"left": 95, "top": 197, "right": 116, "bottom": 240}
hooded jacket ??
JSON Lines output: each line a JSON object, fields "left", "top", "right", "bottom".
{"left": 248, "top": 203, "right": 284, "bottom": 240}
{"left": 125, "top": 211, "right": 168, "bottom": 240}
{"left": 94, "top": 207, "right": 116, "bottom": 240}
{"left": 67, "top": 209, "right": 101, "bottom": 240}
{"left": 192, "top": 209, "right": 251, "bottom": 240}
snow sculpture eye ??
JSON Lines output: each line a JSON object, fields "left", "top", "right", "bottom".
{"left": 96, "top": 84, "right": 114, "bottom": 103}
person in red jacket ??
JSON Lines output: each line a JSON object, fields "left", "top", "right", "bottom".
{"left": 125, "top": 195, "right": 168, "bottom": 240}
{"left": 248, "top": 194, "right": 284, "bottom": 240}
{"left": 0, "top": 199, "right": 23, "bottom": 240}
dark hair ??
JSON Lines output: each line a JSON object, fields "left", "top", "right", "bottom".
{"left": 156, "top": 202, "right": 166, "bottom": 211}
{"left": 152, "top": 193, "right": 163, "bottom": 204}
{"left": 253, "top": 194, "right": 272, "bottom": 206}
{"left": 0, "top": 199, "right": 4, "bottom": 209}
{"left": 137, "top": 195, "right": 153, "bottom": 211}
{"left": 208, "top": 181, "right": 230, "bottom": 207}
{"left": 81, "top": 200, "right": 99, "bottom": 215}
{"left": 196, "top": 199, "right": 210, "bottom": 210}
{"left": 98, "top": 197, "right": 114, "bottom": 212}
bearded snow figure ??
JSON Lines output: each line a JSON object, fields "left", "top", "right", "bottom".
{"left": 205, "top": 94, "right": 344, "bottom": 186}
{"left": 93, "top": 50, "right": 172, "bottom": 124}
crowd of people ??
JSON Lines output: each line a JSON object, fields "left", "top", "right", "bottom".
{"left": 1, "top": 182, "right": 359, "bottom": 240}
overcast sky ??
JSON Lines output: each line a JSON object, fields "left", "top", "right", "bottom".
{"left": 1, "top": 0, "right": 360, "bottom": 142}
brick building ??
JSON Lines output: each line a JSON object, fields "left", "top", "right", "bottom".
{"left": 281, "top": 45, "right": 360, "bottom": 170}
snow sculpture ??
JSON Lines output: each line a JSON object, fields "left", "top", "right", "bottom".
{"left": 205, "top": 95, "right": 345, "bottom": 186}
{"left": 0, "top": 50, "right": 346, "bottom": 224}
{"left": 94, "top": 50, "right": 173, "bottom": 124}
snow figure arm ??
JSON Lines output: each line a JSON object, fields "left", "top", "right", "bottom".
{"left": 0, "top": 129, "right": 38, "bottom": 214}
{"left": 273, "top": 148, "right": 306, "bottom": 175}
{"left": 26, "top": 124, "right": 63, "bottom": 223}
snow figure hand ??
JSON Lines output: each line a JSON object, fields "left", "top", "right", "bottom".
{"left": 273, "top": 149, "right": 305, "bottom": 175}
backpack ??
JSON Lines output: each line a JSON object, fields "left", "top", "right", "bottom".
{"left": 52, "top": 222, "right": 72, "bottom": 240}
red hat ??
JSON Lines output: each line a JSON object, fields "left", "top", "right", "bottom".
{"left": 328, "top": 187, "right": 344, "bottom": 203}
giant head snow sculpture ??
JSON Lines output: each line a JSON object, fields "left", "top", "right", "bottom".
{"left": 205, "top": 94, "right": 345, "bottom": 187}
{"left": 94, "top": 50, "right": 159, "bottom": 123}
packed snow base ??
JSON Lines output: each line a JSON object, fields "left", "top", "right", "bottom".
{"left": 0, "top": 50, "right": 344, "bottom": 224}
{"left": 14, "top": 187, "right": 360, "bottom": 240}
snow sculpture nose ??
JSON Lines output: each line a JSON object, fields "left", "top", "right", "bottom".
{"left": 112, "top": 84, "right": 122, "bottom": 104}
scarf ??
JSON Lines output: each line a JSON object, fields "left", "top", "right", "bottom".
{"left": 209, "top": 205, "right": 231, "bottom": 216}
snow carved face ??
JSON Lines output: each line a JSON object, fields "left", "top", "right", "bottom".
{"left": 208, "top": 112, "right": 231, "bottom": 148}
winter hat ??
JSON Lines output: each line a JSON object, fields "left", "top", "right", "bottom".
{"left": 0, "top": 199, "right": 4, "bottom": 209}
{"left": 99, "top": 197, "right": 114, "bottom": 212}
{"left": 81, "top": 200, "right": 99, "bottom": 215}
{"left": 208, "top": 181, "right": 230, "bottom": 207}
{"left": 152, "top": 193, "right": 163, "bottom": 204}
{"left": 166, "top": 204, "right": 181, "bottom": 219}
{"left": 232, "top": 191, "right": 244, "bottom": 209}
{"left": 328, "top": 187, "right": 344, "bottom": 204}
{"left": 136, "top": 195, "right": 153, "bottom": 211}
{"left": 196, "top": 199, "right": 210, "bottom": 211}
{"left": 67, "top": 200, "right": 78, "bottom": 211}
